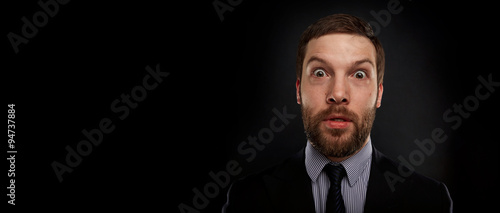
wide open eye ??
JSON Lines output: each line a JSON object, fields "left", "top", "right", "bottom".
{"left": 313, "top": 69, "right": 326, "bottom": 77}
{"left": 353, "top": 70, "right": 367, "bottom": 79}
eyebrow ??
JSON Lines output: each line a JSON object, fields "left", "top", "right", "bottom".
{"left": 306, "top": 56, "right": 329, "bottom": 66}
{"left": 351, "top": 58, "right": 375, "bottom": 69}
{"left": 306, "top": 56, "right": 375, "bottom": 70}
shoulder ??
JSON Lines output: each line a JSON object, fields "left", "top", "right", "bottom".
{"left": 222, "top": 171, "right": 271, "bottom": 213}
{"left": 369, "top": 148, "right": 453, "bottom": 213}
{"left": 233, "top": 148, "right": 306, "bottom": 188}
{"left": 223, "top": 149, "right": 311, "bottom": 213}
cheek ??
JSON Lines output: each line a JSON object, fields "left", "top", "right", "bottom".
{"left": 368, "top": 90, "right": 379, "bottom": 107}
{"left": 352, "top": 87, "right": 378, "bottom": 108}
{"left": 300, "top": 86, "right": 326, "bottom": 110}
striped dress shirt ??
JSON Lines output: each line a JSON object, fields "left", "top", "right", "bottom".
{"left": 305, "top": 138, "right": 372, "bottom": 213}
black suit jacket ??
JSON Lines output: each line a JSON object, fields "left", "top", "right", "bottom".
{"left": 223, "top": 145, "right": 452, "bottom": 213}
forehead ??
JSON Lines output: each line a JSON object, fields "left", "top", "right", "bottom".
{"left": 304, "top": 33, "right": 376, "bottom": 66}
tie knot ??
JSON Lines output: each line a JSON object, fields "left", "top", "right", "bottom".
{"left": 324, "top": 164, "right": 346, "bottom": 186}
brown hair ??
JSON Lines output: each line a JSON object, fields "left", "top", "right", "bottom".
{"left": 296, "top": 14, "right": 385, "bottom": 84}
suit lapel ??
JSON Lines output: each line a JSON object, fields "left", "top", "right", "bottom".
{"left": 263, "top": 149, "right": 316, "bottom": 213}
{"left": 364, "top": 146, "right": 405, "bottom": 212}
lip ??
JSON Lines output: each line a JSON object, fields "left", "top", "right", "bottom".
{"left": 323, "top": 115, "right": 352, "bottom": 129}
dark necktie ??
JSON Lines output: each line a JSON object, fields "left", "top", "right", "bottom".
{"left": 324, "top": 164, "right": 346, "bottom": 213}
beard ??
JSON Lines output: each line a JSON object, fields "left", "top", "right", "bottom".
{"left": 301, "top": 102, "right": 377, "bottom": 159}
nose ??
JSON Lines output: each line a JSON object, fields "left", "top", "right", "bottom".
{"left": 326, "top": 77, "right": 349, "bottom": 105}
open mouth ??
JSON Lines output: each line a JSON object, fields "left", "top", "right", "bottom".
{"left": 325, "top": 115, "right": 351, "bottom": 122}
{"left": 329, "top": 118, "right": 347, "bottom": 122}
{"left": 323, "top": 115, "right": 351, "bottom": 129}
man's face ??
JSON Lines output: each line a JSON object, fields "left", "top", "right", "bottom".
{"left": 296, "top": 33, "right": 383, "bottom": 161}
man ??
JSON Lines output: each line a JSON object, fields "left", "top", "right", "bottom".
{"left": 223, "top": 14, "right": 452, "bottom": 213}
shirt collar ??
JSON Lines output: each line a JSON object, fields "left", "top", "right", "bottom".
{"left": 305, "top": 138, "right": 372, "bottom": 187}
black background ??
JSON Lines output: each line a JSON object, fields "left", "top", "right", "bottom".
{"left": 4, "top": 0, "right": 499, "bottom": 212}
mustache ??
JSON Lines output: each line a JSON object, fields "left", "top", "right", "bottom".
{"left": 312, "top": 105, "right": 359, "bottom": 124}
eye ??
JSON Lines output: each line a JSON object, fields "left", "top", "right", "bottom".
{"left": 313, "top": 69, "right": 327, "bottom": 77}
{"left": 353, "top": 70, "right": 366, "bottom": 79}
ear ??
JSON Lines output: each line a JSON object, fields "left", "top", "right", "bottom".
{"left": 376, "top": 83, "right": 383, "bottom": 108}
{"left": 296, "top": 78, "right": 301, "bottom": 104}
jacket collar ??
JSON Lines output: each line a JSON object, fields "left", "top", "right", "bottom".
{"left": 364, "top": 145, "right": 406, "bottom": 212}
{"left": 261, "top": 143, "right": 403, "bottom": 213}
